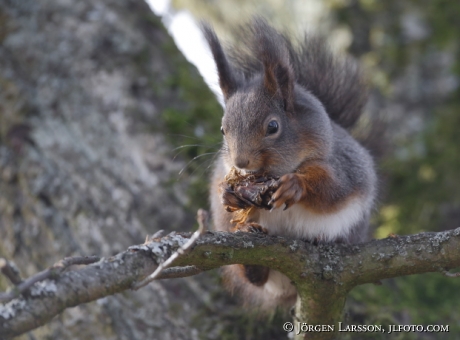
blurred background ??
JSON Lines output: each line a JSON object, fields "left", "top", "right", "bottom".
{"left": 0, "top": 0, "right": 459, "bottom": 338}
{"left": 153, "top": 0, "right": 460, "bottom": 337}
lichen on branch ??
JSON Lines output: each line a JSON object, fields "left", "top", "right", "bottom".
{"left": 1, "top": 228, "right": 460, "bottom": 339}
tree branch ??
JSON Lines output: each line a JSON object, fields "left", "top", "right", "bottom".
{"left": 1, "top": 228, "right": 460, "bottom": 339}
{"left": 0, "top": 256, "right": 100, "bottom": 304}
{"left": 0, "top": 259, "right": 22, "bottom": 286}
{"left": 132, "top": 209, "right": 208, "bottom": 289}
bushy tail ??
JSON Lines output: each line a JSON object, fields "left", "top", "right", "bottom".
{"left": 226, "top": 18, "right": 368, "bottom": 129}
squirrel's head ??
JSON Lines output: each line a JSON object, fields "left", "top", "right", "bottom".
{"left": 203, "top": 19, "right": 332, "bottom": 176}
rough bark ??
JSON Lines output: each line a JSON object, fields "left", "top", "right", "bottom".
{"left": 2, "top": 228, "right": 460, "bottom": 339}
{"left": 0, "top": 1, "right": 223, "bottom": 339}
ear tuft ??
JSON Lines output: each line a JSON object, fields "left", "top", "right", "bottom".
{"left": 252, "top": 18, "right": 294, "bottom": 112}
{"left": 201, "top": 23, "right": 238, "bottom": 101}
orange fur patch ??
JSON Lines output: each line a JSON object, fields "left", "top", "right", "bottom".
{"left": 295, "top": 163, "right": 354, "bottom": 213}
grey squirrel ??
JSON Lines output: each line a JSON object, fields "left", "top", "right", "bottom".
{"left": 203, "top": 18, "right": 377, "bottom": 309}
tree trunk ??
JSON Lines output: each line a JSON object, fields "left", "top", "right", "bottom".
{"left": 0, "top": 1, "right": 222, "bottom": 339}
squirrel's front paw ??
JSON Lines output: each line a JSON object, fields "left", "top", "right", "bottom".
{"left": 221, "top": 186, "right": 252, "bottom": 212}
{"left": 269, "top": 173, "right": 306, "bottom": 210}
{"left": 233, "top": 222, "right": 268, "bottom": 234}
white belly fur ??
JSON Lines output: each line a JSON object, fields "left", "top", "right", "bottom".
{"left": 259, "top": 196, "right": 369, "bottom": 241}
{"left": 259, "top": 196, "right": 369, "bottom": 298}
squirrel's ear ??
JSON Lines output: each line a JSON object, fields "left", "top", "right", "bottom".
{"left": 253, "top": 18, "right": 294, "bottom": 112}
{"left": 263, "top": 61, "right": 294, "bottom": 112}
{"left": 201, "top": 23, "right": 238, "bottom": 101}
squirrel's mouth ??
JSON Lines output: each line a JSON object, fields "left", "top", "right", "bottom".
{"left": 241, "top": 169, "right": 262, "bottom": 176}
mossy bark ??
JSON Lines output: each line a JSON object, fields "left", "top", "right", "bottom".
{"left": 3, "top": 229, "right": 460, "bottom": 339}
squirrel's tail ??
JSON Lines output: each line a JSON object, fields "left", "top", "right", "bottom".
{"left": 288, "top": 35, "right": 368, "bottom": 129}
{"left": 226, "top": 18, "right": 368, "bottom": 130}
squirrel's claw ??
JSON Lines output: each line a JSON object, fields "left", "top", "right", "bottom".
{"left": 234, "top": 222, "right": 268, "bottom": 234}
{"left": 270, "top": 173, "right": 306, "bottom": 210}
{"left": 283, "top": 201, "right": 292, "bottom": 211}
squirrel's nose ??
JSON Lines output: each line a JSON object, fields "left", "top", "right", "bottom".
{"left": 234, "top": 157, "right": 250, "bottom": 169}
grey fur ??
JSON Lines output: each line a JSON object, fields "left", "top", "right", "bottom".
{"left": 205, "top": 18, "right": 377, "bottom": 309}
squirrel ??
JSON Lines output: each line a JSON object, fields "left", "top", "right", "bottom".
{"left": 203, "top": 18, "right": 377, "bottom": 310}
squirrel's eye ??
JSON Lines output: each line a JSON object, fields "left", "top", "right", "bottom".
{"left": 266, "top": 120, "right": 279, "bottom": 135}
{"left": 220, "top": 126, "right": 225, "bottom": 135}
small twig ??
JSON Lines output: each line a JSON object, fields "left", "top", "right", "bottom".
{"left": 197, "top": 208, "right": 210, "bottom": 231}
{"left": 155, "top": 266, "right": 203, "bottom": 280}
{"left": 133, "top": 209, "right": 208, "bottom": 290}
{"left": 0, "top": 258, "right": 23, "bottom": 285}
{"left": 53, "top": 256, "right": 101, "bottom": 268}
{"left": 151, "top": 230, "right": 165, "bottom": 239}
{"left": 0, "top": 255, "right": 100, "bottom": 304}
{"left": 144, "top": 230, "right": 166, "bottom": 243}
{"left": 442, "top": 269, "right": 460, "bottom": 278}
